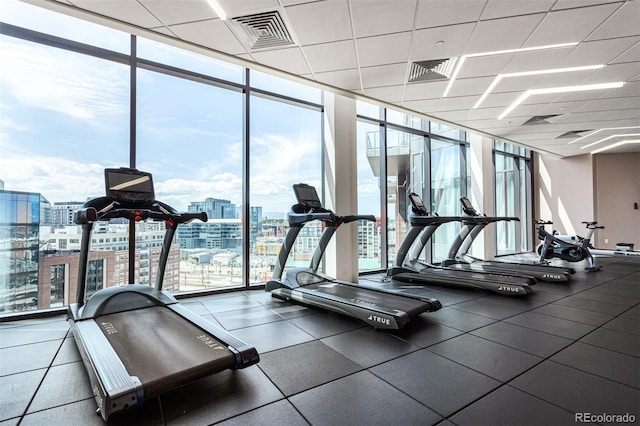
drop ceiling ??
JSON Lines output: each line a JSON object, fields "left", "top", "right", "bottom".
{"left": 28, "top": 0, "right": 640, "bottom": 157}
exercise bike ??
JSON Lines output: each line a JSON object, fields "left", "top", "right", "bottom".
{"left": 535, "top": 220, "right": 601, "bottom": 271}
{"left": 555, "top": 222, "right": 640, "bottom": 259}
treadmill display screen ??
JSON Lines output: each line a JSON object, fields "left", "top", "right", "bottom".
{"left": 293, "top": 184, "right": 322, "bottom": 209}
{"left": 408, "top": 193, "right": 426, "bottom": 212}
{"left": 460, "top": 197, "right": 477, "bottom": 215}
{"left": 105, "top": 168, "right": 155, "bottom": 204}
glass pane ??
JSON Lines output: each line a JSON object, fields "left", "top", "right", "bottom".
{"left": 137, "top": 68, "right": 244, "bottom": 291}
{"left": 137, "top": 37, "right": 243, "bottom": 83}
{"left": 357, "top": 121, "right": 382, "bottom": 272}
{"left": 431, "top": 121, "right": 465, "bottom": 140}
{"left": 0, "top": 35, "right": 129, "bottom": 314}
{"left": 430, "top": 139, "right": 462, "bottom": 262}
{"left": 386, "top": 128, "right": 427, "bottom": 267}
{"left": 251, "top": 70, "right": 321, "bottom": 104}
{"left": 1, "top": 0, "right": 130, "bottom": 53}
{"left": 387, "top": 109, "right": 427, "bottom": 131}
{"left": 250, "top": 95, "right": 322, "bottom": 282}
{"left": 356, "top": 100, "right": 380, "bottom": 119}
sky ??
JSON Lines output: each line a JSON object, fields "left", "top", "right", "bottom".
{"left": 0, "top": 0, "right": 387, "bottom": 219}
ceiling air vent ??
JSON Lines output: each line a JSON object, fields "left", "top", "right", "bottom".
{"left": 227, "top": 11, "right": 295, "bottom": 51}
{"left": 522, "top": 114, "right": 562, "bottom": 125}
{"left": 556, "top": 130, "right": 592, "bottom": 139}
{"left": 408, "top": 58, "right": 457, "bottom": 83}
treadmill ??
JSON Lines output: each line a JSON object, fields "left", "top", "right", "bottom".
{"left": 265, "top": 183, "right": 442, "bottom": 330}
{"left": 441, "top": 197, "right": 574, "bottom": 282}
{"left": 68, "top": 168, "right": 259, "bottom": 421}
{"left": 386, "top": 193, "right": 535, "bottom": 296}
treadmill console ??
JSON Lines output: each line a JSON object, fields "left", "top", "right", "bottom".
{"left": 460, "top": 197, "right": 478, "bottom": 216}
{"left": 293, "top": 183, "right": 323, "bottom": 211}
{"left": 105, "top": 168, "right": 155, "bottom": 204}
{"left": 408, "top": 192, "right": 429, "bottom": 215}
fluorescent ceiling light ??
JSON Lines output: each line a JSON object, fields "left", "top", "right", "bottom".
{"left": 569, "top": 126, "right": 640, "bottom": 144}
{"left": 497, "top": 81, "right": 624, "bottom": 120}
{"left": 473, "top": 64, "right": 604, "bottom": 109}
{"left": 581, "top": 133, "right": 640, "bottom": 149}
{"left": 206, "top": 0, "right": 227, "bottom": 20}
{"left": 591, "top": 140, "right": 640, "bottom": 154}
{"left": 443, "top": 42, "right": 578, "bottom": 97}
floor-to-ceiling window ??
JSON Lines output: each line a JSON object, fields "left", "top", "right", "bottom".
{"left": 494, "top": 141, "right": 532, "bottom": 255}
{"left": 0, "top": 0, "right": 323, "bottom": 314}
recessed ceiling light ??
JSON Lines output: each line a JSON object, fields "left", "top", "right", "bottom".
{"left": 206, "top": 0, "right": 227, "bottom": 20}
{"left": 569, "top": 126, "right": 640, "bottom": 144}
{"left": 591, "top": 140, "right": 640, "bottom": 154}
{"left": 442, "top": 42, "right": 578, "bottom": 97}
{"left": 497, "top": 81, "right": 624, "bottom": 120}
{"left": 581, "top": 133, "right": 640, "bottom": 149}
{"left": 473, "top": 64, "right": 604, "bottom": 109}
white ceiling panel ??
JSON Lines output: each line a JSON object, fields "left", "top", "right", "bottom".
{"left": 356, "top": 32, "right": 412, "bottom": 68}
{"left": 350, "top": 0, "right": 417, "bottom": 38}
{"left": 303, "top": 40, "right": 357, "bottom": 73}
{"left": 39, "top": 0, "right": 640, "bottom": 156}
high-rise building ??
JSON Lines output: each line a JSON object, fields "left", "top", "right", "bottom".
{"left": 188, "top": 198, "right": 237, "bottom": 219}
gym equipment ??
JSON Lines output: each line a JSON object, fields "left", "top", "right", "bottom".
{"left": 265, "top": 183, "right": 442, "bottom": 330}
{"left": 441, "top": 197, "right": 574, "bottom": 282}
{"left": 387, "top": 193, "right": 535, "bottom": 296}
{"left": 68, "top": 168, "right": 259, "bottom": 420}
{"left": 535, "top": 220, "right": 601, "bottom": 271}
{"left": 538, "top": 221, "right": 640, "bottom": 269}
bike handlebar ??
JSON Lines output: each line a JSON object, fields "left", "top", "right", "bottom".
{"left": 74, "top": 202, "right": 208, "bottom": 225}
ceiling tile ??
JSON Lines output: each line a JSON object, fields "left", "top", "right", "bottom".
{"left": 583, "top": 62, "right": 640, "bottom": 84}
{"left": 363, "top": 85, "right": 405, "bottom": 103}
{"left": 466, "top": 14, "right": 545, "bottom": 53}
{"left": 361, "top": 63, "right": 408, "bottom": 88}
{"left": 415, "top": 0, "right": 484, "bottom": 29}
{"left": 70, "top": 0, "right": 162, "bottom": 28}
{"left": 456, "top": 54, "right": 514, "bottom": 79}
{"left": 447, "top": 76, "right": 495, "bottom": 97}
{"left": 313, "top": 68, "right": 361, "bottom": 91}
{"left": 481, "top": 0, "right": 555, "bottom": 20}
{"left": 357, "top": 32, "right": 412, "bottom": 68}
{"left": 525, "top": 3, "right": 620, "bottom": 46}
{"left": 138, "top": 0, "right": 215, "bottom": 26}
{"left": 410, "top": 23, "right": 476, "bottom": 61}
{"left": 252, "top": 47, "right": 311, "bottom": 74}
{"left": 403, "top": 80, "right": 448, "bottom": 101}
{"left": 217, "top": 0, "right": 280, "bottom": 18}
{"left": 556, "top": 37, "right": 640, "bottom": 68}
{"left": 303, "top": 40, "right": 357, "bottom": 73}
{"left": 283, "top": 1, "right": 352, "bottom": 46}
{"left": 502, "top": 48, "right": 571, "bottom": 73}
{"left": 169, "top": 19, "right": 247, "bottom": 55}
{"left": 610, "top": 38, "right": 640, "bottom": 64}
{"left": 586, "top": 1, "right": 638, "bottom": 41}
{"left": 350, "top": 0, "right": 417, "bottom": 38}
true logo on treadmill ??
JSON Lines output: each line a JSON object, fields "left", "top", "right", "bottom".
{"left": 101, "top": 322, "right": 118, "bottom": 335}
{"left": 497, "top": 286, "right": 520, "bottom": 293}
{"left": 542, "top": 274, "right": 563, "bottom": 280}
{"left": 196, "top": 334, "right": 226, "bottom": 350}
{"left": 368, "top": 315, "right": 391, "bottom": 326}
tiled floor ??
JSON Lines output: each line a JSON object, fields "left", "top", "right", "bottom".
{"left": 1, "top": 256, "right": 639, "bottom": 425}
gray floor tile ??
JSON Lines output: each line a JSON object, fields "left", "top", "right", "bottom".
{"left": 429, "top": 334, "right": 542, "bottom": 382}
{"left": 321, "top": 327, "right": 419, "bottom": 368}
{"left": 201, "top": 294, "right": 262, "bottom": 314}
{"left": 552, "top": 296, "right": 631, "bottom": 316}
{"left": 392, "top": 316, "right": 464, "bottom": 348}
{"left": 0, "top": 321, "right": 68, "bottom": 348}
{"left": 450, "top": 385, "right": 574, "bottom": 426}
{"left": 450, "top": 298, "right": 536, "bottom": 320}
{"left": 580, "top": 327, "right": 640, "bottom": 357}
{"left": 287, "top": 312, "right": 364, "bottom": 339}
{"left": 370, "top": 349, "right": 500, "bottom": 417}
{"left": 470, "top": 321, "right": 573, "bottom": 358}
{"left": 161, "top": 365, "right": 284, "bottom": 425}
{"left": 213, "top": 306, "right": 284, "bottom": 330}
{"left": 230, "top": 320, "right": 315, "bottom": 354}
{"left": 290, "top": 371, "right": 442, "bottom": 426}
{"left": 0, "top": 369, "right": 46, "bottom": 421}
{"left": 257, "top": 341, "right": 361, "bottom": 396}
{"left": 531, "top": 303, "right": 614, "bottom": 326}
{"left": 215, "top": 400, "right": 308, "bottom": 426}
{"left": 505, "top": 311, "right": 596, "bottom": 340}
{"left": 27, "top": 362, "right": 94, "bottom": 413}
{"left": 551, "top": 341, "right": 640, "bottom": 388}
{"left": 0, "top": 340, "right": 62, "bottom": 376}
{"left": 511, "top": 361, "right": 640, "bottom": 417}
{"left": 427, "top": 307, "right": 497, "bottom": 332}
{"left": 602, "top": 315, "right": 640, "bottom": 335}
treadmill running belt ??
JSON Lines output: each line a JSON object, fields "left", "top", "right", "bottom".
{"left": 96, "top": 306, "right": 236, "bottom": 397}
{"left": 303, "top": 281, "right": 428, "bottom": 316}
